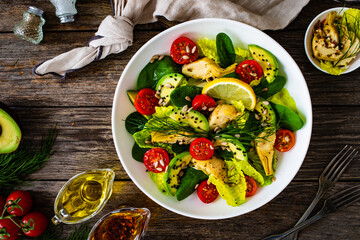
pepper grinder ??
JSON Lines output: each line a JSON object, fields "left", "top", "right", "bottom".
{"left": 49, "top": 0, "right": 77, "bottom": 23}
{"left": 13, "top": 6, "right": 45, "bottom": 44}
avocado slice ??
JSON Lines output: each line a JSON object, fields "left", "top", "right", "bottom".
{"left": 248, "top": 45, "right": 278, "bottom": 83}
{"left": 0, "top": 106, "right": 21, "bottom": 154}
{"left": 155, "top": 73, "right": 185, "bottom": 106}
{"left": 213, "top": 137, "right": 247, "bottom": 162}
{"left": 164, "top": 152, "right": 192, "bottom": 196}
{"left": 254, "top": 99, "right": 276, "bottom": 126}
{"left": 127, "top": 90, "right": 138, "bottom": 105}
{"left": 168, "top": 108, "right": 209, "bottom": 132}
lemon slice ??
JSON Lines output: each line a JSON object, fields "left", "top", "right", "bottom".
{"left": 202, "top": 78, "right": 256, "bottom": 110}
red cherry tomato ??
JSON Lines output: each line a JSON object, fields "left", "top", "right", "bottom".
{"left": 6, "top": 191, "right": 33, "bottom": 217}
{"left": 0, "top": 218, "right": 21, "bottom": 240}
{"left": 190, "top": 138, "right": 214, "bottom": 160}
{"left": 274, "top": 129, "right": 296, "bottom": 152}
{"left": 191, "top": 94, "right": 216, "bottom": 114}
{"left": 143, "top": 148, "right": 170, "bottom": 173}
{"left": 170, "top": 37, "right": 198, "bottom": 64}
{"left": 21, "top": 212, "right": 48, "bottom": 237}
{"left": 134, "top": 88, "right": 159, "bottom": 115}
{"left": 235, "top": 60, "right": 263, "bottom": 84}
{"left": 245, "top": 176, "right": 257, "bottom": 197}
{"left": 197, "top": 180, "right": 219, "bottom": 204}
{"left": 0, "top": 195, "right": 6, "bottom": 210}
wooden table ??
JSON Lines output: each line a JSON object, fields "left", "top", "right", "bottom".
{"left": 1, "top": 0, "right": 360, "bottom": 239}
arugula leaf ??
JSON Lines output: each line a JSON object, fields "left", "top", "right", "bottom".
{"left": 216, "top": 33, "right": 236, "bottom": 68}
{"left": 270, "top": 102, "right": 304, "bottom": 131}
{"left": 253, "top": 75, "right": 287, "bottom": 99}
{"left": 136, "top": 56, "right": 181, "bottom": 90}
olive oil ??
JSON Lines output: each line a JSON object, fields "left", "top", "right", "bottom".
{"left": 52, "top": 169, "right": 115, "bottom": 225}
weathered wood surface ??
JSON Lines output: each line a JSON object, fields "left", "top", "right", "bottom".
{"left": 1, "top": 0, "right": 360, "bottom": 239}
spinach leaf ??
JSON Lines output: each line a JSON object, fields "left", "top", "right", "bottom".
{"left": 172, "top": 143, "right": 190, "bottom": 154}
{"left": 125, "top": 111, "right": 148, "bottom": 134}
{"left": 253, "top": 75, "right": 287, "bottom": 99}
{"left": 215, "top": 148, "right": 234, "bottom": 160}
{"left": 136, "top": 56, "right": 181, "bottom": 90}
{"left": 221, "top": 72, "right": 240, "bottom": 79}
{"left": 176, "top": 167, "right": 208, "bottom": 201}
{"left": 132, "top": 142, "right": 150, "bottom": 162}
{"left": 216, "top": 33, "right": 236, "bottom": 68}
{"left": 170, "top": 85, "right": 202, "bottom": 107}
{"left": 270, "top": 102, "right": 304, "bottom": 131}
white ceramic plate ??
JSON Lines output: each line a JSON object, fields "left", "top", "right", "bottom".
{"left": 112, "top": 18, "right": 312, "bottom": 219}
{"left": 304, "top": 7, "right": 360, "bottom": 74}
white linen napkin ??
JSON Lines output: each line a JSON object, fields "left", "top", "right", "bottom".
{"left": 33, "top": 0, "right": 310, "bottom": 78}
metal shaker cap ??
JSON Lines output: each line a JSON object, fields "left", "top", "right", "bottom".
{"left": 27, "top": 6, "right": 44, "bottom": 17}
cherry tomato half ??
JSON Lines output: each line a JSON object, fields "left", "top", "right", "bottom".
{"left": 134, "top": 88, "right": 159, "bottom": 115}
{"left": 21, "top": 212, "right": 48, "bottom": 237}
{"left": 197, "top": 180, "right": 219, "bottom": 204}
{"left": 0, "top": 218, "right": 21, "bottom": 240}
{"left": 235, "top": 60, "right": 263, "bottom": 84}
{"left": 143, "top": 148, "right": 170, "bottom": 173}
{"left": 192, "top": 94, "right": 216, "bottom": 114}
{"left": 245, "top": 176, "right": 257, "bottom": 197}
{"left": 6, "top": 190, "right": 33, "bottom": 217}
{"left": 274, "top": 129, "right": 296, "bottom": 152}
{"left": 190, "top": 138, "right": 214, "bottom": 160}
{"left": 170, "top": 37, "right": 198, "bottom": 64}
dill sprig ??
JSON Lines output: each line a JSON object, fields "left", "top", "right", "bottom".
{"left": 66, "top": 224, "right": 91, "bottom": 240}
{"left": 140, "top": 117, "right": 207, "bottom": 139}
{"left": 334, "top": 11, "right": 360, "bottom": 66}
{"left": 211, "top": 115, "right": 276, "bottom": 146}
{"left": 0, "top": 126, "right": 57, "bottom": 189}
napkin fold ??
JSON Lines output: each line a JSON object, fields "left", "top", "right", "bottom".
{"left": 33, "top": 0, "right": 310, "bottom": 78}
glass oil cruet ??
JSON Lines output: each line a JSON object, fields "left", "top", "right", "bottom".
{"left": 13, "top": 6, "right": 45, "bottom": 44}
{"left": 52, "top": 169, "right": 115, "bottom": 225}
{"left": 49, "top": 0, "right": 78, "bottom": 23}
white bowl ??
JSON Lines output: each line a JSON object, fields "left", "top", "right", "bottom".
{"left": 304, "top": 7, "right": 360, "bottom": 74}
{"left": 112, "top": 18, "right": 312, "bottom": 219}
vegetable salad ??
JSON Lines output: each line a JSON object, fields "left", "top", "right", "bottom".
{"left": 125, "top": 32, "right": 304, "bottom": 206}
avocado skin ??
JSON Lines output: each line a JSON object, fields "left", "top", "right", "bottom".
{"left": 0, "top": 101, "right": 22, "bottom": 154}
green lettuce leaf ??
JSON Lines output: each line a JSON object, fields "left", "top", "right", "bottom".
{"left": 208, "top": 160, "right": 247, "bottom": 206}
{"left": 235, "top": 160, "right": 264, "bottom": 186}
{"left": 319, "top": 60, "right": 345, "bottom": 75}
{"left": 153, "top": 106, "right": 175, "bottom": 118}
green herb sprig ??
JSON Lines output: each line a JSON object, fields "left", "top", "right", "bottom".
{"left": 139, "top": 117, "right": 207, "bottom": 139}
{"left": 334, "top": 11, "right": 360, "bottom": 66}
{"left": 0, "top": 127, "right": 57, "bottom": 189}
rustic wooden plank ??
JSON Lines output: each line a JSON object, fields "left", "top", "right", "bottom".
{"left": 15, "top": 181, "right": 360, "bottom": 239}
{"left": 0, "top": 106, "right": 355, "bottom": 181}
{"left": 1, "top": 0, "right": 360, "bottom": 32}
{"left": 0, "top": 30, "right": 360, "bottom": 107}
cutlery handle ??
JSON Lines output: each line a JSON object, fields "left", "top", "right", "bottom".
{"left": 262, "top": 208, "right": 328, "bottom": 240}
{"left": 285, "top": 187, "right": 325, "bottom": 240}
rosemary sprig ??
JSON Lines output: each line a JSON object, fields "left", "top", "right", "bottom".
{"left": 0, "top": 126, "right": 57, "bottom": 189}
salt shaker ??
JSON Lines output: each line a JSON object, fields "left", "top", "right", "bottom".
{"left": 13, "top": 6, "right": 45, "bottom": 44}
{"left": 49, "top": 0, "right": 78, "bottom": 23}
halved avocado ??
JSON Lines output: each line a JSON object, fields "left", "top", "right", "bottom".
{"left": 0, "top": 104, "right": 21, "bottom": 154}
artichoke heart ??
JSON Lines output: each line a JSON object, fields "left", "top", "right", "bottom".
{"left": 182, "top": 57, "right": 236, "bottom": 81}
{"left": 255, "top": 131, "right": 276, "bottom": 176}
{"left": 192, "top": 156, "right": 228, "bottom": 183}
